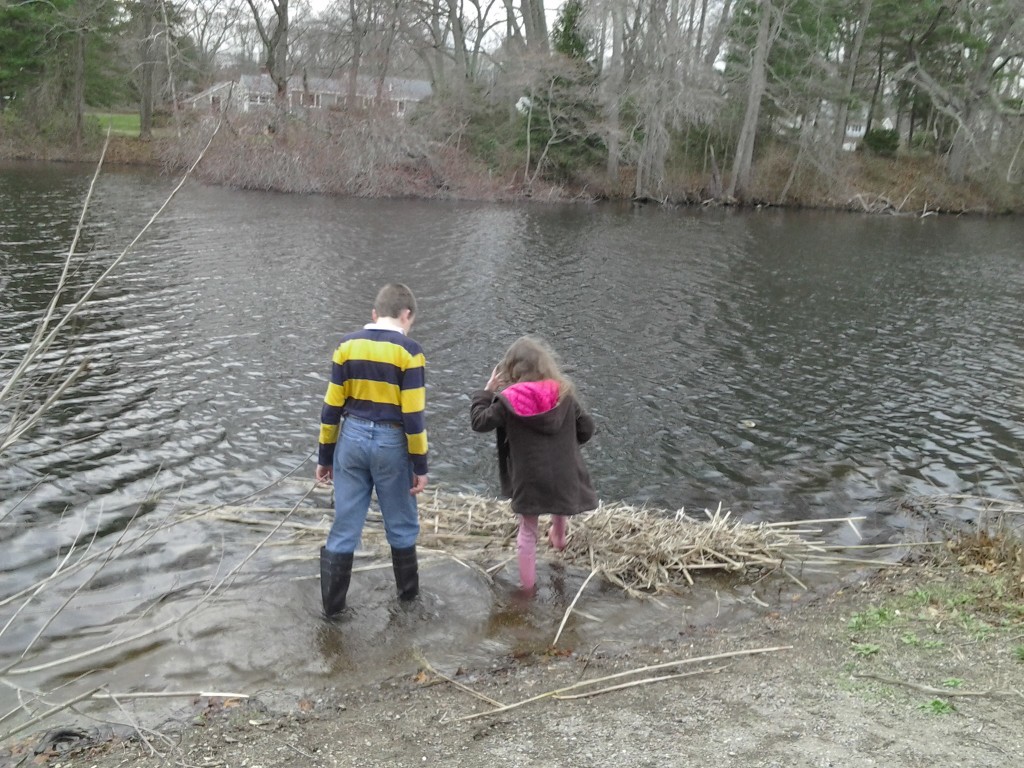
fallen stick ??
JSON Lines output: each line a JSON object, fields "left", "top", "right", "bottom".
{"left": 553, "top": 665, "right": 729, "bottom": 700}
{"left": 853, "top": 673, "right": 1024, "bottom": 699}
{"left": 456, "top": 645, "right": 792, "bottom": 721}
{"left": 90, "top": 690, "right": 249, "bottom": 700}
{"left": 0, "top": 687, "right": 104, "bottom": 741}
{"left": 553, "top": 569, "right": 599, "bottom": 647}
{"left": 416, "top": 656, "right": 505, "bottom": 709}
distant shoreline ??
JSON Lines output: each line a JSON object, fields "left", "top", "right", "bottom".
{"left": 3, "top": 136, "right": 1021, "bottom": 217}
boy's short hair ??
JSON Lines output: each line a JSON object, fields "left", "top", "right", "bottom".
{"left": 374, "top": 283, "right": 417, "bottom": 319}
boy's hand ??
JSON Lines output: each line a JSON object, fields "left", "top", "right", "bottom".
{"left": 410, "top": 474, "right": 428, "bottom": 495}
{"left": 316, "top": 464, "right": 333, "bottom": 484}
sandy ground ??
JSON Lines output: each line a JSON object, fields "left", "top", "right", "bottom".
{"left": 4, "top": 559, "right": 1023, "bottom": 768}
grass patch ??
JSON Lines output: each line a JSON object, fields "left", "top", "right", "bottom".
{"left": 917, "top": 699, "right": 956, "bottom": 715}
{"left": 851, "top": 642, "right": 881, "bottom": 657}
{"left": 898, "top": 632, "right": 942, "bottom": 649}
{"left": 848, "top": 606, "right": 900, "bottom": 632}
{"left": 89, "top": 112, "right": 140, "bottom": 136}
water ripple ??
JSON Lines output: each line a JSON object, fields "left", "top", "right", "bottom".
{"left": 3, "top": 166, "right": 1024, "bottom": 721}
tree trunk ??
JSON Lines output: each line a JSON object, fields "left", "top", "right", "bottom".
{"left": 245, "top": 0, "right": 289, "bottom": 104}
{"left": 73, "top": 30, "right": 86, "bottom": 150}
{"left": 604, "top": 1, "right": 624, "bottom": 185}
{"left": 833, "top": 0, "right": 872, "bottom": 152}
{"left": 272, "top": 0, "right": 288, "bottom": 103}
{"left": 447, "top": 0, "right": 469, "bottom": 83}
{"left": 726, "top": 0, "right": 771, "bottom": 199}
{"left": 140, "top": 0, "right": 156, "bottom": 140}
{"left": 865, "top": 34, "right": 884, "bottom": 135}
{"left": 347, "top": 0, "right": 361, "bottom": 107}
{"left": 159, "top": 0, "right": 180, "bottom": 138}
{"left": 946, "top": 14, "right": 1015, "bottom": 183}
{"left": 375, "top": 0, "right": 401, "bottom": 104}
{"left": 520, "top": 0, "right": 548, "bottom": 53}
{"left": 703, "top": 0, "right": 733, "bottom": 66}
{"left": 695, "top": 0, "right": 709, "bottom": 65}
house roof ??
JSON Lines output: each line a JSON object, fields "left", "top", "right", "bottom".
{"left": 236, "top": 73, "right": 431, "bottom": 101}
{"left": 186, "top": 80, "right": 234, "bottom": 104}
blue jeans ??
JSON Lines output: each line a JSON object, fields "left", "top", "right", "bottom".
{"left": 325, "top": 416, "right": 419, "bottom": 554}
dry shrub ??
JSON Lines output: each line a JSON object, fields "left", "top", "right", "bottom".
{"left": 840, "top": 154, "right": 1007, "bottom": 214}
{"left": 949, "top": 524, "right": 1024, "bottom": 600}
{"left": 917, "top": 495, "right": 1024, "bottom": 603}
{"left": 744, "top": 143, "right": 799, "bottom": 202}
{"left": 159, "top": 110, "right": 505, "bottom": 199}
{"left": 740, "top": 143, "right": 1024, "bottom": 214}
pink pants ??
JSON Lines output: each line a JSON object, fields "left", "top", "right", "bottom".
{"left": 516, "top": 515, "right": 568, "bottom": 590}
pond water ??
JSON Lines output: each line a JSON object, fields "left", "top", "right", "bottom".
{"left": 1, "top": 161, "right": 1022, "bottom": 730}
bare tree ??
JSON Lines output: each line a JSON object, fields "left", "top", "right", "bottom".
{"left": 602, "top": 0, "right": 625, "bottom": 184}
{"left": 182, "top": 0, "right": 249, "bottom": 85}
{"left": 403, "top": 0, "right": 502, "bottom": 90}
{"left": 603, "top": 0, "right": 720, "bottom": 198}
{"left": 244, "top": 0, "right": 290, "bottom": 101}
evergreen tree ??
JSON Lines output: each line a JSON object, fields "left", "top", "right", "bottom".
{"left": 551, "top": 0, "right": 590, "bottom": 61}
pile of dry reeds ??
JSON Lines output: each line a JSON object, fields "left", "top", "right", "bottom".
{"left": 210, "top": 487, "right": 885, "bottom": 596}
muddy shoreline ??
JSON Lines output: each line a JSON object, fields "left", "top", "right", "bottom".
{"left": 5, "top": 555, "right": 1022, "bottom": 768}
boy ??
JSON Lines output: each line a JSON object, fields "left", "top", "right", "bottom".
{"left": 316, "top": 283, "right": 428, "bottom": 618}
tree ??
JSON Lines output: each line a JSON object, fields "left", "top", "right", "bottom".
{"left": 552, "top": 0, "right": 589, "bottom": 60}
{"left": 0, "top": 1, "right": 54, "bottom": 108}
{"left": 726, "top": 0, "right": 776, "bottom": 198}
{"left": 181, "top": 0, "right": 248, "bottom": 87}
{"left": 833, "top": 0, "right": 873, "bottom": 153}
{"left": 138, "top": 0, "right": 158, "bottom": 138}
{"left": 244, "top": 0, "right": 289, "bottom": 101}
{"left": 891, "top": 0, "right": 1024, "bottom": 182}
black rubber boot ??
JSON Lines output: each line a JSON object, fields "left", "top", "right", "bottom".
{"left": 390, "top": 545, "right": 419, "bottom": 602}
{"left": 320, "top": 547, "right": 354, "bottom": 618}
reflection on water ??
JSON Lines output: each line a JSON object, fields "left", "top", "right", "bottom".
{"left": 2, "top": 161, "right": 1023, "bottom": 728}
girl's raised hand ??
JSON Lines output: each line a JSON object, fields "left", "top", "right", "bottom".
{"left": 485, "top": 365, "right": 504, "bottom": 392}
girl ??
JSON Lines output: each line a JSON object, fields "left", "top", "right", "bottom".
{"left": 470, "top": 336, "right": 598, "bottom": 591}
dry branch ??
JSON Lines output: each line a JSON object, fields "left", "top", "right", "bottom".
{"left": 454, "top": 645, "right": 792, "bottom": 721}
{"left": 853, "top": 673, "right": 1023, "bottom": 700}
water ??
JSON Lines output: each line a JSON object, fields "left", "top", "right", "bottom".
{"left": 2, "top": 161, "right": 1023, "bottom": 730}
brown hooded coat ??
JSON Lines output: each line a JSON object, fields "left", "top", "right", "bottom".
{"left": 470, "top": 389, "right": 598, "bottom": 518}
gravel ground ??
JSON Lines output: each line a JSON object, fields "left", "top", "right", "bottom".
{"left": 5, "top": 560, "right": 1023, "bottom": 768}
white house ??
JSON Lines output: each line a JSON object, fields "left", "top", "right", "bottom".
{"left": 187, "top": 73, "right": 432, "bottom": 117}
{"left": 843, "top": 116, "right": 895, "bottom": 151}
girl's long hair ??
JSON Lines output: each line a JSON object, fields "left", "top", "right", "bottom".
{"left": 498, "top": 336, "right": 576, "bottom": 400}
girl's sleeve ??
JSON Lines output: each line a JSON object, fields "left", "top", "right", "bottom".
{"left": 575, "top": 400, "right": 596, "bottom": 444}
{"left": 470, "top": 390, "right": 505, "bottom": 432}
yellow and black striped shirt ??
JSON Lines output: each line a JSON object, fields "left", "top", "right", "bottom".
{"left": 318, "top": 328, "right": 427, "bottom": 475}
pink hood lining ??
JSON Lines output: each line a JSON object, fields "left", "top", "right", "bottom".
{"left": 501, "top": 380, "right": 561, "bottom": 417}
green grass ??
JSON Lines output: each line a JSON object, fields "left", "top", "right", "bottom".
{"left": 89, "top": 112, "right": 140, "bottom": 136}
{"left": 851, "top": 642, "right": 881, "bottom": 657}
{"left": 917, "top": 699, "right": 956, "bottom": 715}
{"left": 848, "top": 606, "right": 900, "bottom": 632}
